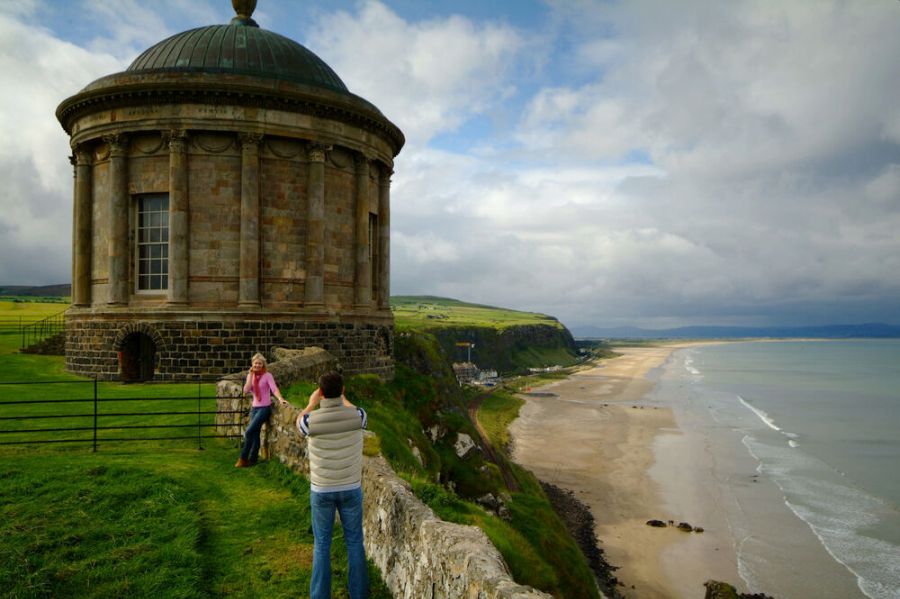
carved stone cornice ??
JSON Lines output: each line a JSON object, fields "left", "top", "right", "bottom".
{"left": 55, "top": 77, "right": 405, "bottom": 155}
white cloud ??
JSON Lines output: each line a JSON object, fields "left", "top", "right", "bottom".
{"left": 1, "top": 0, "right": 898, "bottom": 328}
{"left": 0, "top": 11, "right": 126, "bottom": 284}
{"left": 305, "top": 0, "right": 523, "bottom": 146}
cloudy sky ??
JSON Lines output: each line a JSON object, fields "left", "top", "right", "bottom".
{"left": 2, "top": 0, "right": 899, "bottom": 329}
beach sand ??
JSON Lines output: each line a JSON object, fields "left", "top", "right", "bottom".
{"left": 509, "top": 345, "right": 741, "bottom": 598}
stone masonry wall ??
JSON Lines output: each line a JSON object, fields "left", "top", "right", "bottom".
{"left": 216, "top": 348, "right": 551, "bottom": 599}
{"left": 65, "top": 313, "right": 393, "bottom": 381}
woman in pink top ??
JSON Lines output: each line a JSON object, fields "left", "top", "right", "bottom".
{"left": 236, "top": 353, "right": 288, "bottom": 468}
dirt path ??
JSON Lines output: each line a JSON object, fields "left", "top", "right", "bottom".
{"left": 469, "top": 390, "right": 520, "bottom": 492}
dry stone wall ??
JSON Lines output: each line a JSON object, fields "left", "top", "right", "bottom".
{"left": 216, "top": 347, "right": 551, "bottom": 599}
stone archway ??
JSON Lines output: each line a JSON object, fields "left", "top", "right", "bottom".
{"left": 119, "top": 332, "right": 156, "bottom": 382}
{"left": 114, "top": 322, "right": 165, "bottom": 382}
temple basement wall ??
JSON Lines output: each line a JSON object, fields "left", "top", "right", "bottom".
{"left": 64, "top": 315, "right": 393, "bottom": 380}
{"left": 215, "top": 347, "right": 551, "bottom": 599}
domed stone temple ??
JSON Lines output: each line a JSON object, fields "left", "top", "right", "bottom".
{"left": 56, "top": 0, "right": 403, "bottom": 381}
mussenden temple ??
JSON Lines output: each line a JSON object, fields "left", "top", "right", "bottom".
{"left": 56, "top": 0, "right": 404, "bottom": 382}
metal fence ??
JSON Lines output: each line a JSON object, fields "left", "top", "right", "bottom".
{"left": 0, "top": 379, "right": 243, "bottom": 451}
{"left": 19, "top": 310, "right": 66, "bottom": 349}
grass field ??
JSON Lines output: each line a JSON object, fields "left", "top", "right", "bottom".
{"left": 0, "top": 300, "right": 67, "bottom": 358}
{"left": 391, "top": 296, "right": 564, "bottom": 331}
{"left": 0, "top": 318, "right": 390, "bottom": 598}
{"left": 0, "top": 299, "right": 598, "bottom": 597}
{"left": 0, "top": 448, "right": 390, "bottom": 598}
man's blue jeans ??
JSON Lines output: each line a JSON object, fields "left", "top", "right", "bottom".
{"left": 240, "top": 405, "right": 271, "bottom": 462}
{"left": 310, "top": 487, "right": 368, "bottom": 599}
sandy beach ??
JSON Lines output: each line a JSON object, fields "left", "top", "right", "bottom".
{"left": 509, "top": 344, "right": 741, "bottom": 598}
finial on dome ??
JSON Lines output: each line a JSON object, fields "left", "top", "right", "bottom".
{"left": 231, "top": 0, "right": 259, "bottom": 27}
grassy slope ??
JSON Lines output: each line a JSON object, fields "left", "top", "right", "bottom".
{"left": 0, "top": 299, "right": 596, "bottom": 597}
{"left": 391, "top": 295, "right": 564, "bottom": 331}
{"left": 0, "top": 314, "right": 390, "bottom": 598}
{"left": 382, "top": 330, "right": 601, "bottom": 598}
{"left": 0, "top": 449, "right": 391, "bottom": 598}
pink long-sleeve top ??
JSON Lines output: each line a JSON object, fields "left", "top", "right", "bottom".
{"left": 244, "top": 371, "right": 280, "bottom": 407}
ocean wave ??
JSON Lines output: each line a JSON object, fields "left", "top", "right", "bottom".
{"left": 683, "top": 356, "right": 702, "bottom": 376}
{"left": 737, "top": 395, "right": 781, "bottom": 431}
{"left": 743, "top": 437, "right": 900, "bottom": 599}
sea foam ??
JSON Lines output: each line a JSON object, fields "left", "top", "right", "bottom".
{"left": 737, "top": 395, "right": 781, "bottom": 431}
{"left": 743, "top": 436, "right": 900, "bottom": 599}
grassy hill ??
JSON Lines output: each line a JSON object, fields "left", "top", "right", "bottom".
{"left": 391, "top": 296, "right": 565, "bottom": 331}
{"left": 0, "top": 284, "right": 70, "bottom": 303}
{"left": 392, "top": 296, "right": 579, "bottom": 374}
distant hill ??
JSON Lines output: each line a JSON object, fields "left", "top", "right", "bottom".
{"left": 390, "top": 295, "right": 563, "bottom": 331}
{"left": 0, "top": 284, "right": 71, "bottom": 298}
{"left": 390, "top": 296, "right": 578, "bottom": 373}
{"left": 572, "top": 322, "right": 900, "bottom": 339}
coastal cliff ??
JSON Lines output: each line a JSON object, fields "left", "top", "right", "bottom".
{"left": 216, "top": 348, "right": 552, "bottom": 599}
{"left": 217, "top": 337, "right": 603, "bottom": 598}
{"left": 392, "top": 296, "right": 580, "bottom": 374}
{"left": 430, "top": 323, "right": 578, "bottom": 374}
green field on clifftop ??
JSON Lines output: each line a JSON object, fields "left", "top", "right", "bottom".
{"left": 391, "top": 296, "right": 564, "bottom": 331}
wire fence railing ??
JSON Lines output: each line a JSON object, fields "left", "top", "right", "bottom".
{"left": 18, "top": 310, "right": 66, "bottom": 350}
{"left": 0, "top": 379, "right": 243, "bottom": 451}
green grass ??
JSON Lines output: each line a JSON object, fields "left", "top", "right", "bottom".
{"left": 476, "top": 390, "right": 525, "bottom": 452}
{"left": 0, "top": 301, "right": 67, "bottom": 355}
{"left": 0, "top": 449, "right": 391, "bottom": 598}
{"left": 0, "top": 296, "right": 68, "bottom": 304}
{"left": 0, "top": 347, "right": 390, "bottom": 598}
{"left": 391, "top": 296, "right": 564, "bottom": 332}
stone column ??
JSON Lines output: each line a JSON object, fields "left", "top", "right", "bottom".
{"left": 69, "top": 154, "right": 76, "bottom": 303}
{"left": 354, "top": 153, "right": 372, "bottom": 308}
{"left": 104, "top": 134, "right": 129, "bottom": 305}
{"left": 167, "top": 130, "right": 189, "bottom": 305}
{"left": 378, "top": 165, "right": 392, "bottom": 311}
{"left": 239, "top": 132, "right": 262, "bottom": 306}
{"left": 304, "top": 143, "right": 327, "bottom": 307}
{"left": 71, "top": 145, "right": 93, "bottom": 306}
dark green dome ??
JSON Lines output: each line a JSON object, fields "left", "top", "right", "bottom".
{"left": 127, "top": 23, "right": 349, "bottom": 94}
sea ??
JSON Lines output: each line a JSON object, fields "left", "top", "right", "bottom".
{"left": 653, "top": 340, "right": 900, "bottom": 599}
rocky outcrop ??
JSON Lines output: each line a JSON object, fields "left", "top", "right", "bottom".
{"left": 216, "top": 348, "right": 551, "bottom": 599}
{"left": 365, "top": 456, "right": 550, "bottom": 599}
{"left": 542, "top": 482, "right": 622, "bottom": 599}
{"left": 704, "top": 580, "right": 775, "bottom": 599}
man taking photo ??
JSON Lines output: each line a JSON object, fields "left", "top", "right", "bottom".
{"left": 297, "top": 371, "right": 369, "bottom": 599}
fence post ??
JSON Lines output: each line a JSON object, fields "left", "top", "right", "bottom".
{"left": 93, "top": 376, "right": 98, "bottom": 453}
{"left": 197, "top": 379, "right": 203, "bottom": 450}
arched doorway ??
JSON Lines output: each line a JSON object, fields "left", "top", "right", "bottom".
{"left": 120, "top": 332, "right": 156, "bottom": 382}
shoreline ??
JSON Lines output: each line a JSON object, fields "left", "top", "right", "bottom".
{"left": 509, "top": 343, "right": 740, "bottom": 598}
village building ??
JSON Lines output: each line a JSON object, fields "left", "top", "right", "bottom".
{"left": 56, "top": 0, "right": 403, "bottom": 381}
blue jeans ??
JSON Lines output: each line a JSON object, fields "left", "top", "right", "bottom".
{"left": 240, "top": 405, "right": 271, "bottom": 462}
{"left": 310, "top": 487, "right": 368, "bottom": 599}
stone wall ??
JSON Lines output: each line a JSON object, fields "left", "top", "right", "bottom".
{"left": 216, "top": 348, "right": 551, "bottom": 599}
{"left": 66, "top": 314, "right": 393, "bottom": 381}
